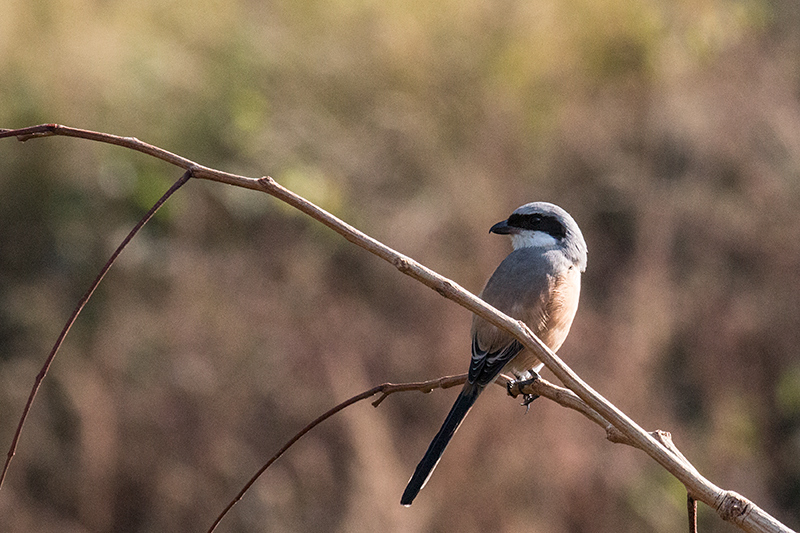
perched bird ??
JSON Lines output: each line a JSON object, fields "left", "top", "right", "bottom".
{"left": 401, "top": 201, "right": 587, "bottom": 506}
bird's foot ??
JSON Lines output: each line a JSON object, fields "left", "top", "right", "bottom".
{"left": 508, "top": 371, "right": 541, "bottom": 413}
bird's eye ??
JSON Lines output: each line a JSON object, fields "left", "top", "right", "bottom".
{"left": 508, "top": 213, "right": 539, "bottom": 228}
{"left": 508, "top": 213, "right": 566, "bottom": 239}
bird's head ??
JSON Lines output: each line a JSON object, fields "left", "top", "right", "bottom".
{"left": 490, "top": 202, "right": 587, "bottom": 272}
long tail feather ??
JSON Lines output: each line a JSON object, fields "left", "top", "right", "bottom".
{"left": 400, "top": 384, "right": 482, "bottom": 506}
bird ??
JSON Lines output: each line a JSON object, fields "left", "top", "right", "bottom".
{"left": 400, "top": 201, "right": 587, "bottom": 506}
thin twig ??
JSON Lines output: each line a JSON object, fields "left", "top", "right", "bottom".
{"left": 207, "top": 374, "right": 467, "bottom": 532}
{"left": 0, "top": 124, "right": 196, "bottom": 169}
{"left": 0, "top": 168, "right": 193, "bottom": 489}
{"left": 689, "top": 494, "right": 699, "bottom": 533}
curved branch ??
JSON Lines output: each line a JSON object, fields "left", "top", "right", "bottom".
{"left": 0, "top": 167, "right": 192, "bottom": 488}
{"left": 0, "top": 125, "right": 794, "bottom": 533}
{"left": 207, "top": 374, "right": 467, "bottom": 532}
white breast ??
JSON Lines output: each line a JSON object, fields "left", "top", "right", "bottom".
{"left": 510, "top": 230, "right": 559, "bottom": 250}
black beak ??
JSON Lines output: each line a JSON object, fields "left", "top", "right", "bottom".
{"left": 489, "top": 219, "right": 515, "bottom": 235}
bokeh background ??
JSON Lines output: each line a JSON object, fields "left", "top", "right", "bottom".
{"left": 1, "top": 0, "right": 800, "bottom": 532}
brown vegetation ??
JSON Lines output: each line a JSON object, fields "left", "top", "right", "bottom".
{"left": 1, "top": 0, "right": 800, "bottom": 531}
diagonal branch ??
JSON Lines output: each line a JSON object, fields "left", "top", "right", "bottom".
{"left": 0, "top": 124, "right": 794, "bottom": 533}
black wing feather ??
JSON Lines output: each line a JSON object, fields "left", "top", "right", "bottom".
{"left": 469, "top": 337, "right": 524, "bottom": 387}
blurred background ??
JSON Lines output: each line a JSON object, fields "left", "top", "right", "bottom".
{"left": 1, "top": 0, "right": 799, "bottom": 531}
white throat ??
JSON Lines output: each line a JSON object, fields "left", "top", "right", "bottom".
{"left": 510, "top": 230, "right": 559, "bottom": 250}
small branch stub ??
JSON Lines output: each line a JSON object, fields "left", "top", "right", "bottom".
{"left": 717, "top": 491, "right": 751, "bottom": 524}
{"left": 392, "top": 256, "right": 412, "bottom": 273}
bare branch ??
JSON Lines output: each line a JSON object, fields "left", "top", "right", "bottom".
{"left": 689, "top": 494, "right": 698, "bottom": 533}
{"left": 207, "top": 374, "right": 467, "bottom": 532}
{"left": 0, "top": 124, "right": 794, "bottom": 533}
{"left": 0, "top": 166, "right": 192, "bottom": 488}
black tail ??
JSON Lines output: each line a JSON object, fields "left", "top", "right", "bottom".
{"left": 401, "top": 384, "right": 482, "bottom": 506}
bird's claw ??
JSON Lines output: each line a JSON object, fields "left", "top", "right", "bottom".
{"left": 521, "top": 393, "right": 539, "bottom": 413}
{"left": 508, "top": 370, "right": 541, "bottom": 413}
{"left": 506, "top": 380, "right": 518, "bottom": 397}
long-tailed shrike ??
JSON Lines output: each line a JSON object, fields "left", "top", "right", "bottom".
{"left": 401, "top": 201, "right": 587, "bottom": 506}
